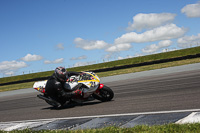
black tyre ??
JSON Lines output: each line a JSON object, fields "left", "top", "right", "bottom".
{"left": 93, "top": 85, "right": 114, "bottom": 102}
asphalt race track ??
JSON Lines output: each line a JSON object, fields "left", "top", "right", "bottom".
{"left": 0, "top": 64, "right": 200, "bottom": 124}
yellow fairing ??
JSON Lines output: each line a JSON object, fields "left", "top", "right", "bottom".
{"left": 77, "top": 72, "right": 100, "bottom": 87}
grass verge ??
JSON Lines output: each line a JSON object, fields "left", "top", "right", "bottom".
{"left": 1, "top": 123, "right": 200, "bottom": 133}
{"left": 0, "top": 57, "right": 200, "bottom": 92}
{"left": 1, "top": 46, "right": 200, "bottom": 84}
{"left": 0, "top": 81, "right": 35, "bottom": 92}
{"left": 97, "top": 57, "right": 200, "bottom": 77}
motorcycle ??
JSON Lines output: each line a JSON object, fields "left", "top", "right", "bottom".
{"left": 33, "top": 71, "right": 114, "bottom": 108}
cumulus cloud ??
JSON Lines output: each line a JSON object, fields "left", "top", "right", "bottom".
{"left": 5, "top": 71, "right": 15, "bottom": 76}
{"left": 181, "top": 2, "right": 200, "bottom": 18}
{"left": 73, "top": 61, "right": 96, "bottom": 67}
{"left": 178, "top": 33, "right": 200, "bottom": 48}
{"left": 127, "top": 13, "right": 176, "bottom": 31}
{"left": 70, "top": 55, "right": 87, "bottom": 60}
{"left": 56, "top": 43, "right": 64, "bottom": 50}
{"left": 44, "top": 58, "right": 64, "bottom": 64}
{"left": 21, "top": 54, "right": 43, "bottom": 62}
{"left": 158, "top": 40, "right": 173, "bottom": 47}
{"left": 142, "top": 40, "right": 172, "bottom": 53}
{"left": 118, "top": 56, "right": 124, "bottom": 60}
{"left": 106, "top": 43, "right": 132, "bottom": 52}
{"left": 0, "top": 60, "right": 27, "bottom": 76}
{"left": 117, "top": 55, "right": 133, "bottom": 60}
{"left": 115, "top": 24, "right": 186, "bottom": 44}
{"left": 74, "top": 37, "right": 109, "bottom": 50}
{"left": 142, "top": 44, "right": 158, "bottom": 53}
{"left": 74, "top": 37, "right": 132, "bottom": 53}
{"left": 134, "top": 53, "right": 143, "bottom": 57}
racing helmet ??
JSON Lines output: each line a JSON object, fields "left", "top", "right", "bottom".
{"left": 54, "top": 67, "right": 67, "bottom": 82}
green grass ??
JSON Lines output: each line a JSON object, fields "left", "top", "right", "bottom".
{"left": 0, "top": 81, "right": 35, "bottom": 92}
{"left": 1, "top": 124, "right": 200, "bottom": 133}
{"left": 1, "top": 57, "right": 200, "bottom": 92}
{"left": 0, "top": 71, "right": 53, "bottom": 84}
{"left": 0, "top": 46, "right": 200, "bottom": 92}
{"left": 1, "top": 46, "right": 200, "bottom": 84}
{"left": 97, "top": 57, "right": 200, "bottom": 77}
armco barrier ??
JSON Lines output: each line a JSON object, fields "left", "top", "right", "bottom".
{"left": 91, "top": 53, "right": 200, "bottom": 73}
{"left": 0, "top": 53, "right": 200, "bottom": 86}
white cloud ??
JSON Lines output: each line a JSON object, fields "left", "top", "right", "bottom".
{"left": 73, "top": 61, "right": 96, "bottom": 67}
{"left": 181, "top": 2, "right": 200, "bottom": 18}
{"left": 74, "top": 37, "right": 132, "bottom": 53}
{"left": 44, "top": 58, "right": 64, "bottom": 64}
{"left": 56, "top": 43, "right": 64, "bottom": 50}
{"left": 0, "top": 60, "right": 27, "bottom": 76}
{"left": 127, "top": 13, "right": 176, "bottom": 31}
{"left": 142, "top": 44, "right": 158, "bottom": 53}
{"left": 106, "top": 43, "right": 132, "bottom": 52}
{"left": 117, "top": 55, "right": 133, "bottom": 60}
{"left": 134, "top": 53, "right": 143, "bottom": 57}
{"left": 0, "top": 61, "right": 27, "bottom": 71}
{"left": 158, "top": 40, "right": 173, "bottom": 47}
{"left": 73, "top": 62, "right": 88, "bottom": 67}
{"left": 70, "top": 55, "right": 87, "bottom": 60}
{"left": 115, "top": 24, "right": 186, "bottom": 44}
{"left": 5, "top": 71, "right": 15, "bottom": 76}
{"left": 44, "top": 60, "right": 51, "bottom": 64}
{"left": 74, "top": 37, "right": 109, "bottom": 50}
{"left": 21, "top": 54, "right": 43, "bottom": 62}
{"left": 118, "top": 56, "right": 124, "bottom": 60}
{"left": 142, "top": 40, "right": 172, "bottom": 53}
{"left": 178, "top": 33, "right": 200, "bottom": 48}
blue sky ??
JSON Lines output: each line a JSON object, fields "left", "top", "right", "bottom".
{"left": 0, "top": 0, "right": 200, "bottom": 77}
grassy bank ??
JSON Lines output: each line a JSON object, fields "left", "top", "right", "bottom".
{"left": 0, "top": 57, "right": 200, "bottom": 92}
{"left": 1, "top": 46, "right": 200, "bottom": 84}
{"left": 1, "top": 123, "right": 200, "bottom": 133}
{"left": 97, "top": 57, "right": 200, "bottom": 77}
{"left": 0, "top": 81, "right": 35, "bottom": 92}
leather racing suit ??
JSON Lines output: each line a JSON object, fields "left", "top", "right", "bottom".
{"left": 45, "top": 71, "right": 81, "bottom": 104}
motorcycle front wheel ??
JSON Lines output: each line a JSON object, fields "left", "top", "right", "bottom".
{"left": 93, "top": 85, "right": 114, "bottom": 102}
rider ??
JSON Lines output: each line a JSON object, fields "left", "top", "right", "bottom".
{"left": 45, "top": 66, "right": 82, "bottom": 105}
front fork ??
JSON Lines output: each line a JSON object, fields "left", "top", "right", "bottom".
{"left": 99, "top": 84, "right": 104, "bottom": 89}
{"left": 95, "top": 84, "right": 104, "bottom": 93}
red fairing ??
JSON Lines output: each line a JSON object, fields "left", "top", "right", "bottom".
{"left": 99, "top": 84, "right": 104, "bottom": 89}
{"left": 42, "top": 88, "right": 45, "bottom": 93}
{"left": 95, "top": 84, "right": 104, "bottom": 93}
{"left": 34, "top": 88, "right": 45, "bottom": 93}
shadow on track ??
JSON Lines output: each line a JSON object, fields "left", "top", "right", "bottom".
{"left": 42, "top": 101, "right": 104, "bottom": 110}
